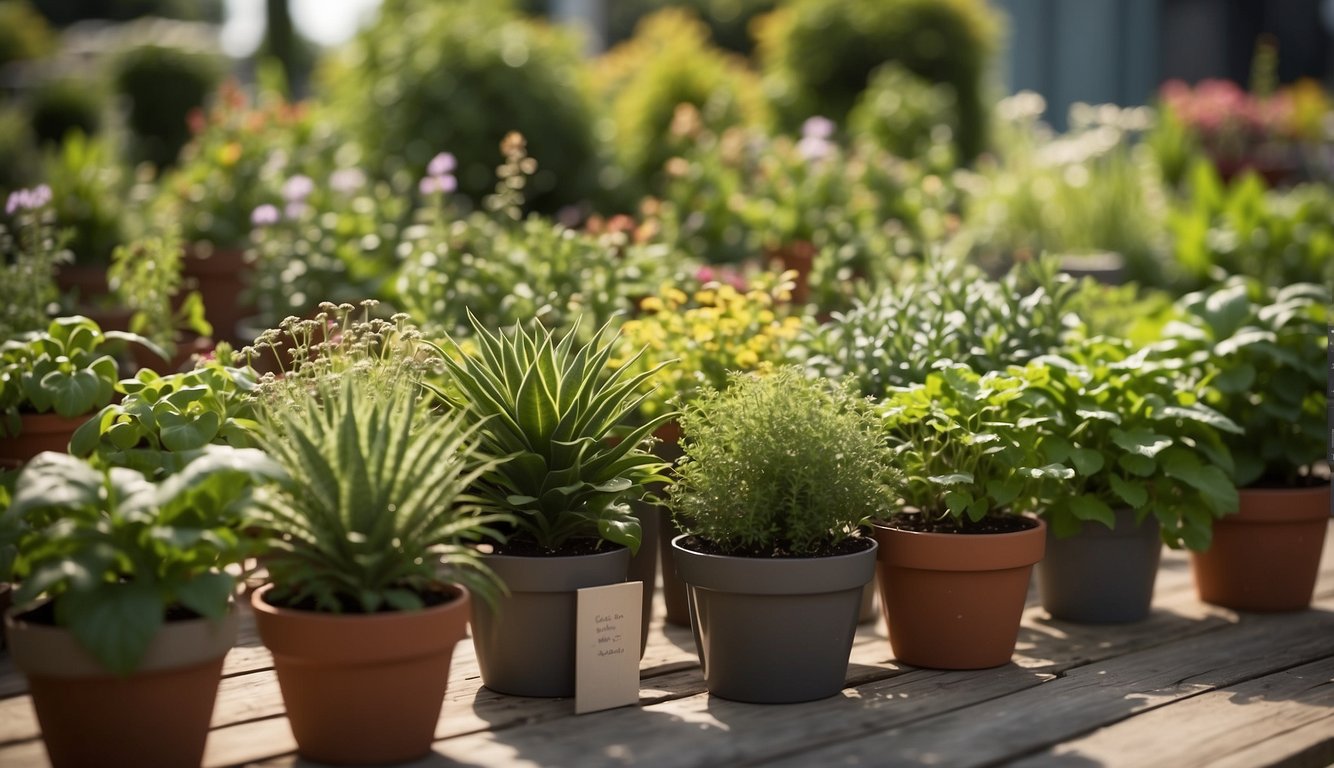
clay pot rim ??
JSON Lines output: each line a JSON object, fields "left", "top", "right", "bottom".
{"left": 1228, "top": 483, "right": 1331, "bottom": 523}
{"left": 250, "top": 581, "right": 466, "bottom": 624}
{"left": 871, "top": 514, "right": 1043, "bottom": 539}
{"left": 872, "top": 515, "right": 1047, "bottom": 572}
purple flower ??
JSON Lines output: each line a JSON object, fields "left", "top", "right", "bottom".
{"left": 4, "top": 190, "right": 26, "bottom": 215}
{"left": 5, "top": 184, "right": 52, "bottom": 215}
{"left": 329, "top": 168, "right": 365, "bottom": 194}
{"left": 419, "top": 176, "right": 440, "bottom": 196}
{"left": 801, "top": 116, "right": 835, "bottom": 140}
{"left": 29, "top": 184, "right": 51, "bottom": 207}
{"left": 428, "top": 152, "right": 457, "bottom": 178}
{"left": 282, "top": 174, "right": 315, "bottom": 203}
{"left": 284, "top": 201, "right": 308, "bottom": 220}
{"left": 796, "top": 136, "right": 833, "bottom": 161}
{"left": 251, "top": 204, "right": 280, "bottom": 227}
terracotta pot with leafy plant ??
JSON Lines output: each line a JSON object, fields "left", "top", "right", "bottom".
{"left": 668, "top": 367, "right": 891, "bottom": 703}
{"left": 0, "top": 315, "right": 162, "bottom": 466}
{"left": 246, "top": 304, "right": 508, "bottom": 764}
{"left": 1, "top": 447, "right": 281, "bottom": 768}
{"left": 1173, "top": 279, "right": 1330, "bottom": 611}
{"left": 874, "top": 365, "right": 1070, "bottom": 670}
{"left": 437, "top": 315, "right": 673, "bottom": 697}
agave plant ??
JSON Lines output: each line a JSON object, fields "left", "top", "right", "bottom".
{"left": 435, "top": 315, "right": 675, "bottom": 555}
{"left": 252, "top": 373, "right": 510, "bottom": 613}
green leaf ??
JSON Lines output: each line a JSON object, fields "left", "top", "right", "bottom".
{"left": 1069, "top": 449, "right": 1105, "bottom": 476}
{"left": 1069, "top": 495, "right": 1115, "bottom": 528}
{"left": 174, "top": 572, "right": 236, "bottom": 620}
{"left": 57, "top": 582, "right": 162, "bottom": 676}
{"left": 1117, "top": 453, "right": 1156, "bottom": 477}
{"left": 928, "top": 472, "right": 973, "bottom": 486}
{"left": 1111, "top": 428, "right": 1172, "bottom": 458}
{"left": 158, "top": 410, "right": 221, "bottom": 452}
{"left": 1109, "top": 474, "right": 1148, "bottom": 508}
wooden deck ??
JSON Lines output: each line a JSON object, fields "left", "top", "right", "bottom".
{"left": 2, "top": 522, "right": 1332, "bottom": 768}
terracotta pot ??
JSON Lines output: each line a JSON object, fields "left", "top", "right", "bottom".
{"left": 673, "top": 535, "right": 876, "bottom": 703}
{"left": 1191, "top": 484, "right": 1331, "bottom": 612}
{"left": 471, "top": 547, "right": 629, "bottom": 697}
{"left": 767, "top": 240, "right": 816, "bottom": 306}
{"left": 0, "top": 412, "right": 90, "bottom": 467}
{"left": 1038, "top": 508, "right": 1162, "bottom": 623}
{"left": 183, "top": 245, "right": 254, "bottom": 345}
{"left": 873, "top": 517, "right": 1046, "bottom": 669}
{"left": 252, "top": 583, "right": 469, "bottom": 764}
{"left": 6, "top": 603, "right": 237, "bottom": 768}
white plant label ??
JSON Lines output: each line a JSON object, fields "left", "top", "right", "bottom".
{"left": 575, "top": 581, "right": 642, "bottom": 714}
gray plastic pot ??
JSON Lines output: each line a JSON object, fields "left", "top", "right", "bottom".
{"left": 472, "top": 546, "right": 630, "bottom": 697}
{"left": 672, "top": 534, "right": 876, "bottom": 704}
{"left": 628, "top": 501, "right": 660, "bottom": 657}
{"left": 1038, "top": 507, "right": 1162, "bottom": 623}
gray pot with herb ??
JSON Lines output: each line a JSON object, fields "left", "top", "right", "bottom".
{"left": 669, "top": 367, "right": 891, "bottom": 703}
{"left": 438, "top": 316, "right": 673, "bottom": 697}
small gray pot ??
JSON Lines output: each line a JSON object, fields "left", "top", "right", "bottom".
{"left": 1038, "top": 507, "right": 1163, "bottom": 623}
{"left": 472, "top": 546, "right": 630, "bottom": 697}
{"left": 672, "top": 534, "right": 876, "bottom": 704}
{"left": 628, "top": 500, "right": 660, "bottom": 657}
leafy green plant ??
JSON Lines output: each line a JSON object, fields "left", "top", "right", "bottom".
{"left": 1, "top": 184, "right": 66, "bottom": 340}
{"left": 70, "top": 361, "right": 260, "bottom": 478}
{"left": 0, "top": 315, "right": 163, "bottom": 436}
{"left": 29, "top": 79, "right": 105, "bottom": 148}
{"left": 41, "top": 131, "right": 125, "bottom": 268}
{"left": 108, "top": 226, "right": 212, "bottom": 354}
{"left": 252, "top": 372, "right": 510, "bottom": 613}
{"left": 436, "top": 315, "right": 675, "bottom": 554}
{"left": 0, "top": 446, "right": 284, "bottom": 675}
{"left": 669, "top": 366, "right": 894, "bottom": 556}
{"left": 847, "top": 61, "right": 958, "bottom": 164}
{"left": 1164, "top": 278, "right": 1328, "bottom": 487}
{"left": 1020, "top": 345, "right": 1240, "bottom": 549}
{"left": 879, "top": 365, "right": 1073, "bottom": 527}
{"left": 113, "top": 41, "right": 224, "bottom": 168}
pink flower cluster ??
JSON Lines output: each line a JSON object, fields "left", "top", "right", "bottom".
{"left": 1159, "top": 79, "right": 1295, "bottom": 140}
{"left": 419, "top": 152, "right": 458, "bottom": 196}
{"left": 4, "top": 184, "right": 52, "bottom": 215}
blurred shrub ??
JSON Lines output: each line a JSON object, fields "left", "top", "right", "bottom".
{"left": 29, "top": 78, "right": 105, "bottom": 146}
{"left": 593, "top": 8, "right": 767, "bottom": 196}
{"left": 113, "top": 42, "right": 224, "bottom": 168}
{"left": 321, "top": 0, "right": 599, "bottom": 211}
{"left": 42, "top": 131, "right": 126, "bottom": 264}
{"left": 0, "top": 0, "right": 53, "bottom": 68}
{"left": 606, "top": 0, "right": 777, "bottom": 54}
{"left": 0, "top": 107, "right": 39, "bottom": 190}
{"left": 31, "top": 0, "right": 223, "bottom": 26}
{"left": 848, "top": 62, "right": 957, "bottom": 163}
{"left": 755, "top": 0, "right": 998, "bottom": 160}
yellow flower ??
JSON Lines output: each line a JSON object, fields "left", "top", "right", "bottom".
{"left": 218, "top": 142, "right": 242, "bottom": 167}
{"left": 735, "top": 349, "right": 759, "bottom": 368}
{"left": 639, "top": 296, "right": 663, "bottom": 313}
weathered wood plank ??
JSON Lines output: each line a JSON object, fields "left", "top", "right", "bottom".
{"left": 1011, "top": 655, "right": 1334, "bottom": 768}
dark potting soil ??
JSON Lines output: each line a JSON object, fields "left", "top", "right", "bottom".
{"left": 679, "top": 535, "right": 875, "bottom": 559}
{"left": 16, "top": 600, "right": 204, "bottom": 626}
{"left": 884, "top": 514, "right": 1038, "bottom": 535}
{"left": 265, "top": 582, "right": 461, "bottom": 614}
{"left": 489, "top": 537, "right": 621, "bottom": 557}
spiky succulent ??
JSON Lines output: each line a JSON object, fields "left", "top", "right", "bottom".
{"left": 253, "top": 373, "right": 509, "bottom": 612}
{"left": 435, "top": 315, "right": 674, "bottom": 554}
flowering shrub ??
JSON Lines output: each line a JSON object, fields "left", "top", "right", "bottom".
{"left": 613, "top": 270, "right": 804, "bottom": 420}
{"left": 1, "top": 184, "right": 66, "bottom": 339}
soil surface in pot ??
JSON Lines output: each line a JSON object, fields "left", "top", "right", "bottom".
{"left": 490, "top": 537, "right": 616, "bottom": 557}
{"left": 262, "top": 583, "right": 459, "bottom": 613}
{"left": 17, "top": 601, "right": 204, "bottom": 625}
{"left": 677, "top": 535, "right": 874, "bottom": 559}
{"left": 884, "top": 514, "right": 1037, "bottom": 535}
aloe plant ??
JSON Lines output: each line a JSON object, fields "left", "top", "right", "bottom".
{"left": 253, "top": 374, "right": 511, "bottom": 613}
{"left": 436, "top": 315, "right": 675, "bottom": 554}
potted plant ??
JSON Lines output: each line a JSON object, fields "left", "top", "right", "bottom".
{"left": 69, "top": 357, "right": 260, "bottom": 478}
{"left": 1022, "top": 344, "right": 1240, "bottom": 623}
{"left": 1, "top": 446, "right": 281, "bottom": 768}
{"left": 0, "top": 315, "right": 161, "bottom": 466}
{"left": 1171, "top": 278, "right": 1330, "bottom": 611}
{"left": 436, "top": 315, "right": 673, "bottom": 697}
{"left": 107, "top": 226, "right": 214, "bottom": 372}
{"left": 247, "top": 305, "right": 509, "bottom": 764}
{"left": 668, "top": 367, "right": 893, "bottom": 703}
{"left": 874, "top": 364, "right": 1071, "bottom": 670}
{"left": 2, "top": 184, "right": 66, "bottom": 343}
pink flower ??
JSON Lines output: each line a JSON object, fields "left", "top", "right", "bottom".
{"left": 250, "top": 204, "right": 280, "bottom": 227}
{"left": 428, "top": 152, "right": 457, "bottom": 177}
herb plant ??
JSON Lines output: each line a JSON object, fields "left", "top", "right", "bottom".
{"left": 669, "top": 367, "right": 895, "bottom": 557}
{"left": 108, "top": 226, "right": 212, "bottom": 355}
{"left": 1022, "top": 344, "right": 1241, "bottom": 549}
{"left": 0, "top": 315, "right": 162, "bottom": 436}
{"left": 1165, "top": 278, "right": 1328, "bottom": 487}
{"left": 436, "top": 315, "right": 674, "bottom": 555}
{"left": 1, "top": 184, "right": 66, "bottom": 341}
{"left": 879, "top": 365, "right": 1073, "bottom": 527}
{"left": 1, "top": 446, "right": 283, "bottom": 675}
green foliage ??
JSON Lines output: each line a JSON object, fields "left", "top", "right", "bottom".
{"left": 29, "top": 79, "right": 104, "bottom": 147}
{"left": 322, "top": 0, "right": 599, "bottom": 210}
{"left": 879, "top": 365, "right": 1073, "bottom": 523}
{"left": 436, "top": 316, "right": 674, "bottom": 554}
{"left": 0, "top": 190, "right": 66, "bottom": 340}
{"left": 755, "top": 0, "right": 998, "bottom": 160}
{"left": 847, "top": 62, "right": 958, "bottom": 163}
{"left": 41, "top": 132, "right": 126, "bottom": 266}
{"left": 252, "top": 372, "right": 510, "bottom": 613}
{"left": 796, "top": 257, "right": 1080, "bottom": 398}
{"left": 594, "top": 8, "right": 768, "bottom": 196}
{"left": 108, "top": 226, "right": 212, "bottom": 353}
{"left": 0, "top": 106, "right": 40, "bottom": 191}
{"left": 113, "top": 43, "right": 224, "bottom": 168}
{"left": 1164, "top": 278, "right": 1328, "bottom": 487}
{"left": 0, "top": 1, "right": 54, "bottom": 68}
{"left": 1168, "top": 160, "right": 1334, "bottom": 291}
{"left": 596, "top": 0, "right": 779, "bottom": 55}
{"left": 670, "top": 367, "right": 894, "bottom": 556}
{"left": 0, "top": 315, "right": 163, "bottom": 435}
{"left": 1, "top": 446, "right": 283, "bottom": 675}
{"left": 70, "top": 361, "right": 260, "bottom": 478}
{"left": 1021, "top": 347, "right": 1240, "bottom": 550}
